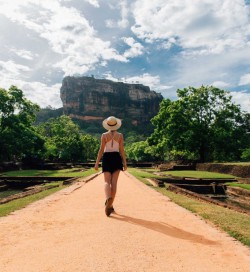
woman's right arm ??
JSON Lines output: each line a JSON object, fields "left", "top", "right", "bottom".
{"left": 119, "top": 134, "right": 127, "bottom": 171}
{"left": 94, "top": 134, "right": 106, "bottom": 171}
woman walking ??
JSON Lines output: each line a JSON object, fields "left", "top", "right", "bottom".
{"left": 94, "top": 116, "right": 127, "bottom": 216}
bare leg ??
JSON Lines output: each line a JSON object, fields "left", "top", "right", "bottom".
{"left": 103, "top": 172, "right": 114, "bottom": 216}
{"left": 103, "top": 172, "right": 112, "bottom": 199}
{"left": 110, "top": 170, "right": 120, "bottom": 203}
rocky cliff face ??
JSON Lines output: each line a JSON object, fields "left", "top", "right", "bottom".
{"left": 60, "top": 76, "right": 163, "bottom": 127}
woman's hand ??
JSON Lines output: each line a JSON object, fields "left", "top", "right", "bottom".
{"left": 123, "top": 164, "right": 127, "bottom": 171}
{"left": 94, "top": 163, "right": 99, "bottom": 171}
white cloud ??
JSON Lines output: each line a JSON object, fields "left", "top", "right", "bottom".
{"left": 124, "top": 73, "right": 166, "bottom": 89}
{"left": 104, "top": 72, "right": 172, "bottom": 92}
{"left": 0, "top": 60, "right": 62, "bottom": 108}
{"left": 230, "top": 91, "right": 250, "bottom": 112}
{"left": 0, "top": 0, "right": 249, "bottom": 112}
{"left": 122, "top": 37, "right": 144, "bottom": 58}
{"left": 131, "top": 0, "right": 250, "bottom": 54}
{"left": 10, "top": 48, "right": 36, "bottom": 60}
{"left": 0, "top": 0, "right": 128, "bottom": 77}
{"left": 85, "top": 0, "right": 100, "bottom": 8}
{"left": 118, "top": 0, "right": 129, "bottom": 28}
{"left": 169, "top": 45, "right": 250, "bottom": 91}
{"left": 105, "top": 0, "right": 129, "bottom": 29}
{"left": 239, "top": 73, "right": 250, "bottom": 86}
{"left": 105, "top": 19, "right": 115, "bottom": 28}
{"left": 211, "top": 81, "right": 230, "bottom": 88}
{"left": 22, "top": 82, "right": 62, "bottom": 108}
{"left": 0, "top": 60, "right": 30, "bottom": 77}
{"left": 0, "top": 76, "right": 62, "bottom": 108}
{"left": 0, "top": 0, "right": 45, "bottom": 33}
{"left": 53, "top": 38, "right": 128, "bottom": 76}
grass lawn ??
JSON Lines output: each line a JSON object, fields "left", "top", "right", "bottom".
{"left": 218, "top": 162, "right": 250, "bottom": 166}
{"left": 0, "top": 185, "right": 65, "bottom": 217}
{"left": 0, "top": 168, "right": 97, "bottom": 217}
{"left": 1, "top": 168, "right": 96, "bottom": 178}
{"left": 0, "top": 189, "right": 22, "bottom": 199}
{"left": 226, "top": 183, "right": 250, "bottom": 191}
{"left": 153, "top": 169, "right": 249, "bottom": 190}
{"left": 128, "top": 168, "right": 250, "bottom": 247}
{"left": 160, "top": 170, "right": 236, "bottom": 179}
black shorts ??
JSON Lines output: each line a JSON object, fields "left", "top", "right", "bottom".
{"left": 102, "top": 152, "right": 123, "bottom": 174}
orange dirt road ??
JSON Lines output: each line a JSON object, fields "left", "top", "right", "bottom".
{"left": 0, "top": 171, "right": 249, "bottom": 272}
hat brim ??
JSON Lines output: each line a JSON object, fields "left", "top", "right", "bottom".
{"left": 102, "top": 118, "right": 122, "bottom": 131}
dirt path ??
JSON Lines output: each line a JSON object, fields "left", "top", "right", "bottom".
{"left": 0, "top": 171, "right": 249, "bottom": 272}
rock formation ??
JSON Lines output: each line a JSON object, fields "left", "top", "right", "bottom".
{"left": 60, "top": 76, "right": 163, "bottom": 128}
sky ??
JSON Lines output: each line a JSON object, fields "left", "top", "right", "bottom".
{"left": 0, "top": 0, "right": 249, "bottom": 112}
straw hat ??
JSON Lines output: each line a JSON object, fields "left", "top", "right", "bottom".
{"left": 102, "top": 116, "right": 122, "bottom": 131}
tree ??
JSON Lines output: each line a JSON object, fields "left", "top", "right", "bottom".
{"left": 148, "top": 86, "right": 249, "bottom": 162}
{"left": 37, "top": 115, "right": 82, "bottom": 161}
{"left": 0, "top": 86, "right": 44, "bottom": 162}
{"left": 147, "top": 99, "right": 172, "bottom": 161}
{"left": 125, "top": 141, "right": 156, "bottom": 162}
{"left": 81, "top": 134, "right": 99, "bottom": 161}
{"left": 37, "top": 115, "right": 99, "bottom": 162}
{"left": 241, "top": 148, "right": 250, "bottom": 161}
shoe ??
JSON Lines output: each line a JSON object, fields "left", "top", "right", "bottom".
{"left": 105, "top": 197, "right": 113, "bottom": 217}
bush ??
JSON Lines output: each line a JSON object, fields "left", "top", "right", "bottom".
{"left": 241, "top": 148, "right": 250, "bottom": 161}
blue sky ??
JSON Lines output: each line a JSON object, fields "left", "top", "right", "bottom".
{"left": 0, "top": 0, "right": 249, "bottom": 112}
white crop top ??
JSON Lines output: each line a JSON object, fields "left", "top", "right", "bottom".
{"left": 104, "top": 133, "right": 121, "bottom": 153}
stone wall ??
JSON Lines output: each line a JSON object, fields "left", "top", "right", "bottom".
{"left": 196, "top": 163, "right": 250, "bottom": 178}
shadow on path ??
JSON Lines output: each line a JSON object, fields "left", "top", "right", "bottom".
{"left": 111, "top": 213, "right": 219, "bottom": 246}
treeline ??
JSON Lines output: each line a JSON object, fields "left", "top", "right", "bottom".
{"left": 0, "top": 85, "right": 249, "bottom": 164}
{"left": 126, "top": 86, "right": 250, "bottom": 162}
{"left": 0, "top": 86, "right": 98, "bottom": 163}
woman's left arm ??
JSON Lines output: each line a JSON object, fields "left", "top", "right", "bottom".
{"left": 94, "top": 134, "right": 106, "bottom": 171}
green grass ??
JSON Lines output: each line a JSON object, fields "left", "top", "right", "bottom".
{"left": 0, "top": 189, "right": 22, "bottom": 199}
{"left": 141, "top": 168, "right": 160, "bottom": 173}
{"left": 217, "top": 162, "right": 250, "bottom": 166}
{"left": 1, "top": 168, "right": 96, "bottom": 177}
{"left": 128, "top": 168, "right": 160, "bottom": 180}
{"left": 0, "top": 185, "right": 65, "bottom": 217}
{"left": 161, "top": 170, "right": 236, "bottom": 179}
{"left": 0, "top": 168, "right": 97, "bottom": 217}
{"left": 128, "top": 168, "right": 250, "bottom": 247}
{"left": 226, "top": 183, "right": 250, "bottom": 191}
{"left": 142, "top": 168, "right": 240, "bottom": 178}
